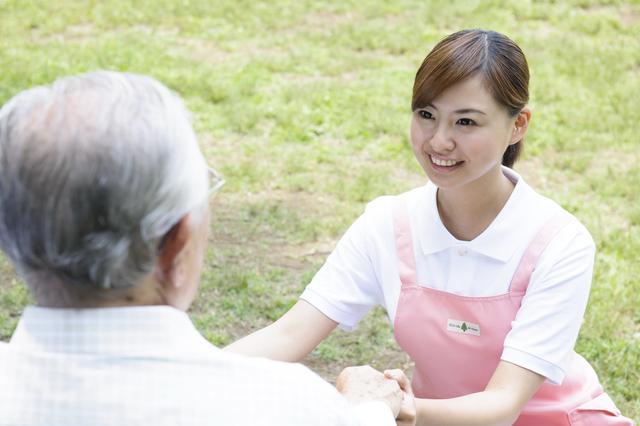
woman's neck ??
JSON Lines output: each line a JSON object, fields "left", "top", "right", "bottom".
{"left": 436, "top": 170, "right": 515, "bottom": 241}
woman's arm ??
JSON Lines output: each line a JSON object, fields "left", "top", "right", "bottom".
{"left": 224, "top": 300, "right": 338, "bottom": 362}
{"left": 225, "top": 204, "right": 386, "bottom": 361}
{"left": 387, "top": 361, "right": 544, "bottom": 426}
{"left": 225, "top": 201, "right": 389, "bottom": 361}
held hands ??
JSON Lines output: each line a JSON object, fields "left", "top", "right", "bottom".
{"left": 336, "top": 365, "right": 416, "bottom": 425}
{"left": 384, "top": 369, "right": 417, "bottom": 426}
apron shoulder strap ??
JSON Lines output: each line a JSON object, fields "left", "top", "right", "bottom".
{"left": 509, "top": 211, "right": 574, "bottom": 294}
{"left": 392, "top": 194, "right": 418, "bottom": 286}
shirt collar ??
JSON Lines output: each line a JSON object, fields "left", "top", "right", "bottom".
{"left": 416, "top": 167, "right": 534, "bottom": 263}
{"left": 9, "top": 305, "right": 216, "bottom": 356}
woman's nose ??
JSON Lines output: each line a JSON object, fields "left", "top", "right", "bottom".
{"left": 430, "top": 125, "right": 455, "bottom": 152}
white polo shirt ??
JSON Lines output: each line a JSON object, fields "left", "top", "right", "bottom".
{"left": 301, "top": 167, "right": 595, "bottom": 385}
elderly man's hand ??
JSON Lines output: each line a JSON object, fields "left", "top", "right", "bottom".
{"left": 336, "top": 365, "right": 404, "bottom": 418}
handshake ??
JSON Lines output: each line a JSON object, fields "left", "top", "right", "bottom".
{"left": 336, "top": 365, "right": 416, "bottom": 425}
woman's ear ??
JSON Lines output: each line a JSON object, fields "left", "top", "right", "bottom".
{"left": 510, "top": 107, "right": 532, "bottom": 145}
{"left": 156, "top": 214, "right": 192, "bottom": 289}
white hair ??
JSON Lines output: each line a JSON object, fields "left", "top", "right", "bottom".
{"left": 0, "top": 71, "right": 208, "bottom": 291}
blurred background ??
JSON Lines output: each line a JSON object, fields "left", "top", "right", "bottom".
{"left": 0, "top": 0, "right": 638, "bottom": 419}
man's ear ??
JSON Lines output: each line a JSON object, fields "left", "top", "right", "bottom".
{"left": 510, "top": 107, "right": 532, "bottom": 145}
{"left": 156, "top": 214, "right": 192, "bottom": 288}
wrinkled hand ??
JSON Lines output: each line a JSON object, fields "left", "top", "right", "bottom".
{"left": 384, "top": 369, "right": 417, "bottom": 426}
{"left": 336, "top": 365, "right": 404, "bottom": 417}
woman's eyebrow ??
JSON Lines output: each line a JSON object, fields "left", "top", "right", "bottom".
{"left": 454, "top": 108, "right": 486, "bottom": 115}
{"left": 425, "top": 103, "right": 486, "bottom": 115}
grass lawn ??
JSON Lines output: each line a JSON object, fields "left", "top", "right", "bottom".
{"left": 0, "top": 0, "right": 638, "bottom": 420}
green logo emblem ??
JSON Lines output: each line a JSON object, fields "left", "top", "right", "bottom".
{"left": 461, "top": 322, "right": 468, "bottom": 332}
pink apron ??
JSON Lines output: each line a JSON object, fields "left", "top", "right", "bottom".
{"left": 391, "top": 197, "right": 634, "bottom": 425}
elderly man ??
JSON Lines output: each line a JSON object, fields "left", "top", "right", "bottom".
{"left": 0, "top": 71, "right": 402, "bottom": 425}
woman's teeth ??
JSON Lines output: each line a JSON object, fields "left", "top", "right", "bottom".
{"left": 430, "top": 156, "right": 459, "bottom": 167}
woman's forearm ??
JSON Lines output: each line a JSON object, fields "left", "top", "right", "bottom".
{"left": 224, "top": 322, "right": 309, "bottom": 361}
{"left": 414, "top": 390, "right": 519, "bottom": 426}
{"left": 224, "top": 300, "right": 338, "bottom": 361}
{"left": 413, "top": 361, "right": 544, "bottom": 426}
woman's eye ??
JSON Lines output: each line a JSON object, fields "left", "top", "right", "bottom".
{"left": 457, "top": 118, "right": 475, "bottom": 126}
{"left": 418, "top": 110, "right": 433, "bottom": 120}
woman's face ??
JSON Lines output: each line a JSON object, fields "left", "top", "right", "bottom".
{"left": 410, "top": 74, "right": 522, "bottom": 192}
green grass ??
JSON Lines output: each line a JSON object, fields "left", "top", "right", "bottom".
{"left": 0, "top": 0, "right": 638, "bottom": 420}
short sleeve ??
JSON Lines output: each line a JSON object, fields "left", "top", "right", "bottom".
{"left": 502, "top": 220, "right": 596, "bottom": 384}
{"left": 300, "top": 200, "right": 388, "bottom": 331}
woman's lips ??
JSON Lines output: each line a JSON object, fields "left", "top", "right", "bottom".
{"left": 429, "top": 155, "right": 463, "bottom": 172}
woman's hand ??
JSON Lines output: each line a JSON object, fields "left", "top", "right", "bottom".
{"left": 336, "top": 365, "right": 404, "bottom": 417}
{"left": 385, "top": 369, "right": 417, "bottom": 426}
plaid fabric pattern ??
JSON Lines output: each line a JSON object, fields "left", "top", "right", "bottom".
{"left": 0, "top": 306, "right": 378, "bottom": 426}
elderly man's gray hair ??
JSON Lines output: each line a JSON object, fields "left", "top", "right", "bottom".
{"left": 0, "top": 71, "right": 208, "bottom": 294}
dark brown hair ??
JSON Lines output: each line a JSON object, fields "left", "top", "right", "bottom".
{"left": 412, "top": 29, "right": 529, "bottom": 168}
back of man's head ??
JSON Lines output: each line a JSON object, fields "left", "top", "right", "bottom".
{"left": 0, "top": 71, "right": 208, "bottom": 305}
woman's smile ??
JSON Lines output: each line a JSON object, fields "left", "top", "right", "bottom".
{"left": 428, "top": 154, "right": 464, "bottom": 173}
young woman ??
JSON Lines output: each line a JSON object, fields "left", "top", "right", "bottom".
{"left": 226, "top": 30, "right": 634, "bottom": 425}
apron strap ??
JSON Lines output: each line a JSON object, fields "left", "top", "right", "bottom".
{"left": 509, "top": 212, "right": 574, "bottom": 294}
{"left": 393, "top": 195, "right": 418, "bottom": 286}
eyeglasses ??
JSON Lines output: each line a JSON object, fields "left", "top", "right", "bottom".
{"left": 208, "top": 166, "right": 225, "bottom": 198}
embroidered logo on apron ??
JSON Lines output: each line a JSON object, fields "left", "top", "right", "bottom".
{"left": 447, "top": 319, "right": 480, "bottom": 336}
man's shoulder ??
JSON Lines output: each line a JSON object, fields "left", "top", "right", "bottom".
{"left": 0, "top": 346, "right": 357, "bottom": 426}
{"left": 218, "top": 351, "right": 339, "bottom": 391}
{"left": 182, "top": 352, "right": 357, "bottom": 425}
{"left": 161, "top": 350, "right": 353, "bottom": 413}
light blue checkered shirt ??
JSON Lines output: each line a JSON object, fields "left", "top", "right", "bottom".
{"left": 0, "top": 306, "right": 393, "bottom": 426}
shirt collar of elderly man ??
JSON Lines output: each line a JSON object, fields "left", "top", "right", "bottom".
{"left": 0, "top": 71, "right": 403, "bottom": 426}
